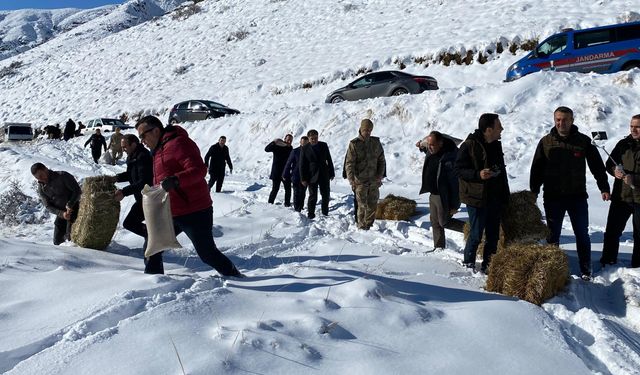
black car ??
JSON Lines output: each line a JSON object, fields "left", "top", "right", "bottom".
{"left": 168, "top": 100, "right": 240, "bottom": 124}
{"left": 325, "top": 71, "right": 438, "bottom": 103}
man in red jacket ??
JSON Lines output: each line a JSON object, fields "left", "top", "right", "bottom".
{"left": 135, "top": 115, "right": 241, "bottom": 277}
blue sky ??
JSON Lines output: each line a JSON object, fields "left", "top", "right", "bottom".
{"left": 0, "top": 0, "right": 123, "bottom": 11}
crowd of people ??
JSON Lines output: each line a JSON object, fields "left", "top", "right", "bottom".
{"left": 30, "top": 109, "right": 640, "bottom": 280}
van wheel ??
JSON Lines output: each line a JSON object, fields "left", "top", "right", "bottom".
{"left": 169, "top": 118, "right": 179, "bottom": 125}
{"left": 623, "top": 61, "right": 640, "bottom": 70}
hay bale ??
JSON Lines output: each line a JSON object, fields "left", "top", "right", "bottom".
{"left": 501, "top": 191, "right": 549, "bottom": 244}
{"left": 485, "top": 243, "right": 569, "bottom": 305}
{"left": 71, "top": 176, "right": 120, "bottom": 250}
{"left": 375, "top": 194, "right": 416, "bottom": 221}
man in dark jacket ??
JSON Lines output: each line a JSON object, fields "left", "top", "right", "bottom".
{"left": 111, "top": 134, "right": 161, "bottom": 274}
{"left": 283, "top": 136, "right": 309, "bottom": 212}
{"left": 299, "top": 129, "right": 335, "bottom": 219}
{"left": 31, "top": 163, "right": 81, "bottom": 245}
{"left": 530, "top": 106, "right": 611, "bottom": 280}
{"left": 600, "top": 114, "right": 640, "bottom": 269}
{"left": 345, "top": 119, "right": 386, "bottom": 230}
{"left": 456, "top": 113, "right": 510, "bottom": 273}
{"left": 136, "top": 115, "right": 241, "bottom": 277}
{"left": 204, "top": 136, "right": 233, "bottom": 192}
{"left": 63, "top": 118, "right": 76, "bottom": 141}
{"left": 265, "top": 134, "right": 293, "bottom": 206}
{"left": 84, "top": 128, "right": 107, "bottom": 163}
{"left": 417, "top": 131, "right": 463, "bottom": 250}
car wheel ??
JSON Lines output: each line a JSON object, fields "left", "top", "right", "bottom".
{"left": 330, "top": 95, "right": 344, "bottom": 103}
{"left": 392, "top": 88, "right": 408, "bottom": 96}
{"left": 206, "top": 115, "right": 214, "bottom": 120}
{"left": 623, "top": 61, "right": 640, "bottom": 71}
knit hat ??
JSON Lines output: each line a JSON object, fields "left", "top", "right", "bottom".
{"left": 360, "top": 118, "right": 374, "bottom": 132}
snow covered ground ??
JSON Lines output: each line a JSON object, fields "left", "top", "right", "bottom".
{"left": 1, "top": 0, "right": 640, "bottom": 374}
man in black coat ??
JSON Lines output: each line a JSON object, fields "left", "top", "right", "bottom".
{"left": 84, "top": 128, "right": 107, "bottom": 163}
{"left": 530, "top": 106, "right": 610, "bottom": 280}
{"left": 600, "top": 114, "right": 640, "bottom": 269}
{"left": 456, "top": 113, "right": 510, "bottom": 273}
{"left": 265, "top": 134, "right": 293, "bottom": 206}
{"left": 283, "top": 136, "right": 309, "bottom": 212}
{"left": 417, "top": 131, "right": 463, "bottom": 250}
{"left": 31, "top": 163, "right": 81, "bottom": 245}
{"left": 204, "top": 136, "right": 233, "bottom": 192}
{"left": 63, "top": 118, "right": 76, "bottom": 141}
{"left": 110, "top": 134, "right": 161, "bottom": 274}
{"left": 299, "top": 129, "right": 335, "bottom": 219}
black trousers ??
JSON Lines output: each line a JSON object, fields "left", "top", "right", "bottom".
{"left": 307, "top": 179, "right": 330, "bottom": 218}
{"left": 123, "top": 200, "right": 163, "bottom": 274}
{"left": 91, "top": 148, "right": 102, "bottom": 163}
{"left": 53, "top": 203, "right": 78, "bottom": 245}
{"left": 601, "top": 200, "right": 640, "bottom": 268}
{"left": 268, "top": 177, "right": 291, "bottom": 206}
{"left": 208, "top": 170, "right": 225, "bottom": 192}
{"left": 292, "top": 182, "right": 307, "bottom": 212}
{"left": 173, "top": 206, "right": 240, "bottom": 276}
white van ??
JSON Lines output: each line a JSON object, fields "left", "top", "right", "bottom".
{"left": 3, "top": 123, "right": 33, "bottom": 141}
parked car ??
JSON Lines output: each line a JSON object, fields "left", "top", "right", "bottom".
{"left": 506, "top": 21, "right": 640, "bottom": 81}
{"left": 168, "top": 100, "right": 240, "bottom": 124}
{"left": 3, "top": 122, "right": 33, "bottom": 141}
{"left": 84, "top": 118, "right": 131, "bottom": 134}
{"left": 325, "top": 70, "right": 438, "bottom": 103}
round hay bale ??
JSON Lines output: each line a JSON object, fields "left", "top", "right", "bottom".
{"left": 501, "top": 191, "right": 549, "bottom": 245}
{"left": 485, "top": 243, "right": 569, "bottom": 305}
{"left": 71, "top": 176, "right": 120, "bottom": 250}
{"left": 375, "top": 194, "right": 416, "bottom": 221}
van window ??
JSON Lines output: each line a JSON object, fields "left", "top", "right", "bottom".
{"left": 536, "top": 35, "right": 568, "bottom": 57}
{"left": 574, "top": 29, "right": 613, "bottom": 49}
{"left": 8, "top": 126, "right": 32, "bottom": 135}
{"left": 617, "top": 24, "right": 640, "bottom": 42}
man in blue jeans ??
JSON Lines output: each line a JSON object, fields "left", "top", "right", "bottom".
{"left": 530, "top": 106, "right": 610, "bottom": 280}
{"left": 455, "top": 113, "right": 510, "bottom": 273}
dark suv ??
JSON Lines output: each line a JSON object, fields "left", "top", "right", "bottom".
{"left": 168, "top": 100, "right": 240, "bottom": 124}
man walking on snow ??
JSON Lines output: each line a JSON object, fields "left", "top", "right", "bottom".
{"left": 344, "top": 119, "right": 386, "bottom": 230}
{"left": 135, "top": 115, "right": 242, "bottom": 277}
{"left": 530, "top": 106, "right": 610, "bottom": 280}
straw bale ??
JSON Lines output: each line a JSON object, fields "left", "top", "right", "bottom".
{"left": 375, "top": 194, "right": 416, "bottom": 221}
{"left": 501, "top": 191, "right": 549, "bottom": 244}
{"left": 485, "top": 243, "right": 569, "bottom": 305}
{"left": 71, "top": 176, "right": 120, "bottom": 250}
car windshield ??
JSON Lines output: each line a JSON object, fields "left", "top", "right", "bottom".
{"left": 8, "top": 126, "right": 32, "bottom": 135}
{"left": 536, "top": 35, "right": 568, "bottom": 57}
{"left": 202, "top": 101, "right": 228, "bottom": 109}
{"left": 101, "top": 119, "right": 126, "bottom": 126}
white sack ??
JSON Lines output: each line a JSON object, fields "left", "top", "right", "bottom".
{"left": 100, "top": 151, "right": 113, "bottom": 165}
{"left": 142, "top": 184, "right": 181, "bottom": 257}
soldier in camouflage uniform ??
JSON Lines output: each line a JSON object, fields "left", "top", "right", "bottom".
{"left": 344, "top": 119, "right": 386, "bottom": 230}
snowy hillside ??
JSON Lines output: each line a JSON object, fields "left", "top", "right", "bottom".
{"left": 1, "top": 0, "right": 640, "bottom": 374}
{"left": 0, "top": 0, "right": 188, "bottom": 61}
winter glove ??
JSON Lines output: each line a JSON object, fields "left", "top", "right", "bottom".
{"left": 161, "top": 176, "right": 180, "bottom": 192}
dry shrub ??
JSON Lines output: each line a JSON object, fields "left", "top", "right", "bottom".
{"left": 376, "top": 194, "right": 416, "bottom": 221}
{"left": 171, "top": 3, "right": 201, "bottom": 20}
{"left": 71, "top": 176, "right": 120, "bottom": 250}
{"left": 485, "top": 243, "right": 569, "bottom": 305}
{"left": 519, "top": 39, "right": 538, "bottom": 51}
